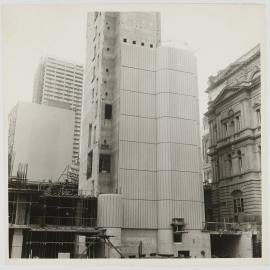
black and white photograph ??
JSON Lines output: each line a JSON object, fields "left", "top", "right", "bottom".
{"left": 1, "top": 0, "right": 269, "bottom": 268}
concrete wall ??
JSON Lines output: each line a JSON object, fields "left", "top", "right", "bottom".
{"left": 11, "top": 102, "right": 74, "bottom": 182}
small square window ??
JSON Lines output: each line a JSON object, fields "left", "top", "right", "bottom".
{"left": 106, "top": 68, "right": 109, "bottom": 72}
{"left": 141, "top": 42, "right": 144, "bottom": 46}
{"left": 107, "top": 48, "right": 110, "bottom": 51}
{"left": 132, "top": 41, "right": 136, "bottom": 44}
{"left": 107, "top": 26, "right": 110, "bottom": 30}
{"left": 150, "top": 44, "right": 153, "bottom": 48}
{"left": 123, "top": 38, "right": 127, "bottom": 42}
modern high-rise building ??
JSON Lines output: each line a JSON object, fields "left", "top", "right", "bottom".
{"left": 79, "top": 12, "right": 210, "bottom": 258}
{"left": 33, "top": 56, "right": 84, "bottom": 162}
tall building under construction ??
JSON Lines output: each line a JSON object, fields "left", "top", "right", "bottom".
{"left": 79, "top": 12, "right": 210, "bottom": 258}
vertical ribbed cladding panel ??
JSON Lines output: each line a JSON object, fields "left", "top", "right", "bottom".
{"left": 156, "top": 47, "right": 205, "bottom": 234}
{"left": 97, "top": 194, "right": 123, "bottom": 228}
{"left": 119, "top": 44, "right": 157, "bottom": 229}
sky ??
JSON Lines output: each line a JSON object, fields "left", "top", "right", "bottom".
{"left": 2, "top": 3, "right": 266, "bottom": 122}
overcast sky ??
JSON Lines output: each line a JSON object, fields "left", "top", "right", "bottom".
{"left": 2, "top": 3, "right": 266, "bottom": 121}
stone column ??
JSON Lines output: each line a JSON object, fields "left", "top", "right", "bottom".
{"left": 11, "top": 229, "right": 23, "bottom": 258}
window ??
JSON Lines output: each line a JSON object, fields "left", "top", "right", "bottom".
{"left": 106, "top": 48, "right": 110, "bottom": 51}
{"left": 141, "top": 42, "right": 144, "bottom": 46}
{"left": 95, "top": 100, "right": 98, "bottom": 118}
{"left": 213, "top": 124, "right": 217, "bottom": 143}
{"left": 235, "top": 116, "right": 241, "bottom": 131}
{"left": 123, "top": 38, "right": 127, "bottom": 42}
{"left": 256, "top": 109, "right": 261, "bottom": 125}
{"left": 232, "top": 190, "right": 244, "bottom": 220}
{"left": 93, "top": 126, "right": 96, "bottom": 143}
{"left": 106, "top": 68, "right": 109, "bottom": 73}
{"left": 237, "top": 150, "right": 243, "bottom": 173}
{"left": 171, "top": 218, "right": 185, "bottom": 243}
{"left": 105, "top": 104, "right": 112, "bottom": 119}
{"left": 173, "top": 225, "right": 184, "bottom": 242}
{"left": 228, "top": 154, "right": 232, "bottom": 176}
{"left": 223, "top": 122, "right": 228, "bottom": 137}
{"left": 230, "top": 120, "right": 235, "bottom": 135}
{"left": 87, "top": 151, "right": 93, "bottom": 179}
{"left": 150, "top": 44, "right": 153, "bottom": 48}
{"left": 99, "top": 154, "right": 111, "bottom": 173}
{"left": 88, "top": 124, "right": 92, "bottom": 147}
{"left": 132, "top": 40, "right": 136, "bottom": 44}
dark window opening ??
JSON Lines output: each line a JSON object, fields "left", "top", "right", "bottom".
{"left": 107, "top": 26, "right": 110, "bottom": 30}
{"left": 178, "top": 251, "right": 190, "bottom": 258}
{"left": 132, "top": 41, "right": 136, "bottom": 44}
{"left": 123, "top": 38, "right": 127, "bottom": 42}
{"left": 99, "top": 154, "right": 110, "bottom": 173}
{"left": 106, "top": 68, "right": 109, "bottom": 73}
{"left": 107, "top": 48, "right": 110, "bottom": 51}
{"left": 105, "top": 104, "right": 112, "bottom": 119}
{"left": 228, "top": 154, "right": 232, "bottom": 176}
{"left": 173, "top": 225, "right": 184, "bottom": 242}
{"left": 150, "top": 44, "right": 153, "bottom": 48}
{"left": 105, "top": 92, "right": 108, "bottom": 96}
{"left": 141, "top": 42, "right": 144, "bottom": 46}
{"left": 87, "top": 151, "right": 93, "bottom": 179}
{"left": 104, "top": 80, "right": 107, "bottom": 84}
{"left": 256, "top": 109, "right": 261, "bottom": 124}
{"left": 88, "top": 124, "right": 92, "bottom": 147}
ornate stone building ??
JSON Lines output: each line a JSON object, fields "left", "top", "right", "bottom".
{"left": 203, "top": 45, "right": 261, "bottom": 257}
{"left": 205, "top": 45, "right": 261, "bottom": 226}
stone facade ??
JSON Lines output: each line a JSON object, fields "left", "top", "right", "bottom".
{"left": 205, "top": 45, "right": 261, "bottom": 224}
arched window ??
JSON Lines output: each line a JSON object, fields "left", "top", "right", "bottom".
{"left": 232, "top": 190, "right": 244, "bottom": 222}
{"left": 237, "top": 150, "right": 243, "bottom": 173}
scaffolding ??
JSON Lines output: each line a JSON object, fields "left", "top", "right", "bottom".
{"left": 8, "top": 176, "right": 109, "bottom": 258}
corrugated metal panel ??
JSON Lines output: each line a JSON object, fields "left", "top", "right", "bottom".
{"left": 119, "top": 169, "right": 157, "bottom": 200}
{"left": 120, "top": 66, "right": 156, "bottom": 94}
{"left": 156, "top": 70, "right": 197, "bottom": 97}
{"left": 156, "top": 47, "right": 197, "bottom": 74}
{"left": 119, "top": 141, "right": 156, "bottom": 171}
{"left": 121, "top": 44, "right": 156, "bottom": 71}
{"left": 123, "top": 199, "right": 157, "bottom": 229}
{"left": 97, "top": 194, "right": 123, "bottom": 228}
{"left": 157, "top": 143, "right": 200, "bottom": 172}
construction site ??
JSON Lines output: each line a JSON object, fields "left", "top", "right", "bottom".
{"left": 8, "top": 165, "right": 125, "bottom": 259}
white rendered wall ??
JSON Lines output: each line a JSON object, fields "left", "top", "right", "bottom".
{"left": 11, "top": 102, "right": 74, "bottom": 182}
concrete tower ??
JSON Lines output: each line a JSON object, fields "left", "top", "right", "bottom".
{"left": 33, "top": 56, "right": 84, "bottom": 162}
{"left": 79, "top": 12, "right": 210, "bottom": 258}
